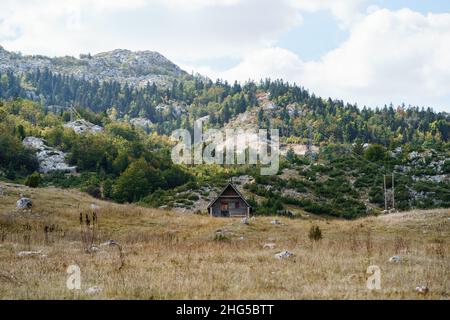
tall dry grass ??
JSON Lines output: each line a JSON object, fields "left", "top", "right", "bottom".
{"left": 0, "top": 183, "right": 448, "bottom": 299}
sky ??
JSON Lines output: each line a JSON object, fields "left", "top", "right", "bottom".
{"left": 0, "top": 0, "right": 449, "bottom": 112}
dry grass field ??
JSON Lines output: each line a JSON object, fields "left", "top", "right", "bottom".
{"left": 0, "top": 182, "right": 448, "bottom": 299}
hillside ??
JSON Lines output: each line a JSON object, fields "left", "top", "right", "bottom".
{"left": 0, "top": 46, "right": 448, "bottom": 218}
{"left": 0, "top": 183, "right": 448, "bottom": 299}
{"left": 0, "top": 99, "right": 448, "bottom": 218}
{"left": 0, "top": 48, "right": 448, "bottom": 143}
{"left": 0, "top": 46, "right": 190, "bottom": 87}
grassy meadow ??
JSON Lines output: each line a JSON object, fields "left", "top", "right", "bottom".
{"left": 0, "top": 183, "right": 448, "bottom": 299}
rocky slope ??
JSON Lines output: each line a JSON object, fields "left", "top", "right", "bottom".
{"left": 22, "top": 137, "right": 76, "bottom": 174}
{"left": 0, "top": 46, "right": 189, "bottom": 87}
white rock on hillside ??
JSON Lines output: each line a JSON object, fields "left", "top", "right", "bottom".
{"left": 129, "top": 117, "right": 153, "bottom": 128}
{"left": 63, "top": 119, "right": 103, "bottom": 134}
{"left": 22, "top": 137, "right": 76, "bottom": 174}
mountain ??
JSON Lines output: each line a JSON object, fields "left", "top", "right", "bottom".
{"left": 0, "top": 46, "right": 449, "bottom": 218}
{"left": 0, "top": 46, "right": 190, "bottom": 87}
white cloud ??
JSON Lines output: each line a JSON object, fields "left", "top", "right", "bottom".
{"left": 305, "top": 8, "right": 450, "bottom": 110}
{"left": 289, "top": 0, "right": 368, "bottom": 27}
{"left": 0, "top": 0, "right": 301, "bottom": 60}
{"left": 209, "top": 8, "right": 450, "bottom": 111}
{"left": 159, "top": 0, "right": 242, "bottom": 10}
{"left": 0, "top": 0, "right": 363, "bottom": 60}
{"left": 206, "top": 47, "right": 304, "bottom": 82}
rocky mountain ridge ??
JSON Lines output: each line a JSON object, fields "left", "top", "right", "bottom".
{"left": 0, "top": 46, "right": 190, "bottom": 87}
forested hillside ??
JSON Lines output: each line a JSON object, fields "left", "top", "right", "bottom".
{"left": 0, "top": 48, "right": 449, "bottom": 219}
{"left": 0, "top": 67, "right": 448, "bottom": 146}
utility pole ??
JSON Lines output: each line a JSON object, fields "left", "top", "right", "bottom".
{"left": 383, "top": 175, "right": 387, "bottom": 211}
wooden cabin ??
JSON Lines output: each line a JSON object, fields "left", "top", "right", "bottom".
{"left": 207, "top": 183, "right": 251, "bottom": 217}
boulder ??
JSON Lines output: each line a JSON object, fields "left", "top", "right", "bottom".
{"left": 85, "top": 286, "right": 102, "bottom": 295}
{"left": 100, "top": 239, "right": 119, "bottom": 247}
{"left": 87, "top": 245, "right": 100, "bottom": 253}
{"left": 388, "top": 255, "right": 402, "bottom": 263}
{"left": 16, "top": 198, "right": 33, "bottom": 210}
{"left": 415, "top": 286, "right": 429, "bottom": 295}
{"left": 263, "top": 243, "right": 276, "bottom": 249}
{"left": 274, "top": 250, "right": 294, "bottom": 259}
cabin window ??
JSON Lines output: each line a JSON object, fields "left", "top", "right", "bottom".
{"left": 220, "top": 202, "right": 228, "bottom": 211}
{"left": 235, "top": 202, "right": 240, "bottom": 208}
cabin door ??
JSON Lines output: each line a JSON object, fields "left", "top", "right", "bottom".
{"left": 220, "top": 202, "right": 229, "bottom": 217}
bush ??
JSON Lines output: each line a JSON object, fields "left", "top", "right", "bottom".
{"left": 369, "top": 186, "right": 384, "bottom": 205}
{"left": 84, "top": 184, "right": 101, "bottom": 199}
{"left": 188, "top": 194, "right": 200, "bottom": 201}
{"left": 102, "top": 179, "right": 114, "bottom": 199}
{"left": 364, "top": 144, "right": 386, "bottom": 162}
{"left": 308, "top": 225, "right": 322, "bottom": 241}
{"left": 24, "top": 172, "right": 41, "bottom": 188}
{"left": 80, "top": 176, "right": 101, "bottom": 198}
{"left": 443, "top": 160, "right": 450, "bottom": 174}
{"left": 112, "top": 159, "right": 151, "bottom": 203}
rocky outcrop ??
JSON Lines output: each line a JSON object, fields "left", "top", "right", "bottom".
{"left": 156, "top": 103, "right": 187, "bottom": 117}
{"left": 0, "top": 46, "right": 189, "bottom": 88}
{"left": 63, "top": 119, "right": 103, "bottom": 134}
{"left": 129, "top": 117, "right": 153, "bottom": 129}
{"left": 22, "top": 137, "right": 76, "bottom": 174}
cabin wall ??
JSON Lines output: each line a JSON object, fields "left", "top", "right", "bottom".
{"left": 210, "top": 198, "right": 248, "bottom": 217}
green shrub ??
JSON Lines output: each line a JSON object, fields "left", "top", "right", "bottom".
{"left": 188, "top": 194, "right": 200, "bottom": 201}
{"left": 102, "top": 178, "right": 114, "bottom": 199}
{"left": 443, "top": 160, "right": 450, "bottom": 174}
{"left": 364, "top": 144, "right": 386, "bottom": 162}
{"left": 84, "top": 184, "right": 101, "bottom": 198}
{"left": 369, "top": 186, "right": 384, "bottom": 205}
{"left": 24, "top": 172, "right": 41, "bottom": 188}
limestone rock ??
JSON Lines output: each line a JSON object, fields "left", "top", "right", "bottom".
{"left": 18, "top": 250, "right": 42, "bottom": 257}
{"left": 85, "top": 286, "right": 102, "bottom": 295}
{"left": 63, "top": 119, "right": 103, "bottom": 134}
{"left": 274, "top": 251, "right": 294, "bottom": 259}
{"left": 16, "top": 198, "right": 33, "bottom": 210}
{"left": 388, "top": 255, "right": 402, "bottom": 263}
{"left": 415, "top": 285, "right": 429, "bottom": 295}
{"left": 129, "top": 117, "right": 153, "bottom": 129}
{"left": 23, "top": 137, "right": 76, "bottom": 174}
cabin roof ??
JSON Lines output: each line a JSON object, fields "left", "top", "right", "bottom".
{"left": 207, "top": 183, "right": 251, "bottom": 209}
